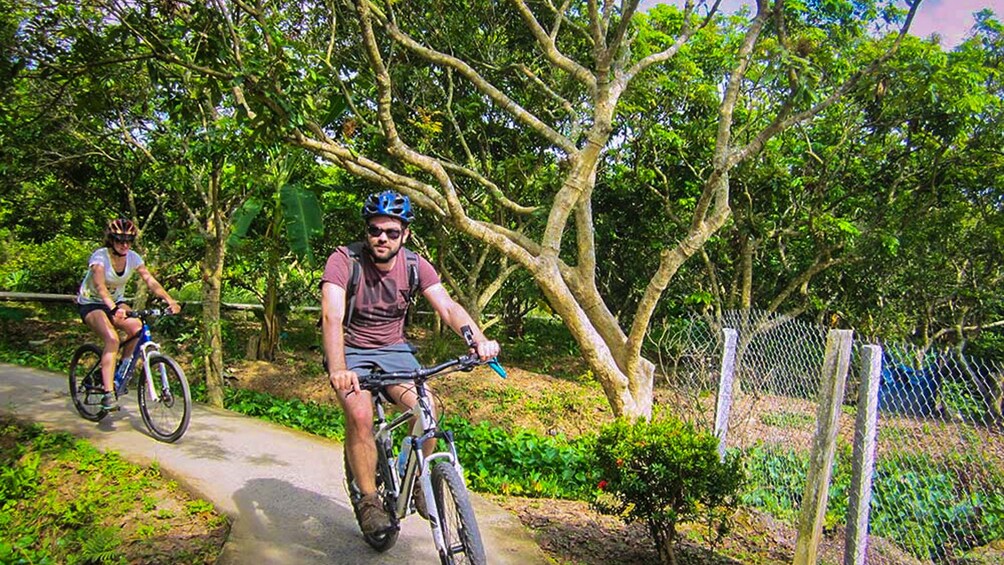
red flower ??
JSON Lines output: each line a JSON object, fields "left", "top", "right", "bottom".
{"left": 597, "top": 480, "right": 608, "bottom": 490}
{"left": 616, "top": 458, "right": 624, "bottom": 467}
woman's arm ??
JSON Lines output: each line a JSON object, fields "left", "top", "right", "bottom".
{"left": 136, "top": 265, "right": 181, "bottom": 314}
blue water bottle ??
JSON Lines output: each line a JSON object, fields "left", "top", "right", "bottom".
{"left": 115, "top": 357, "right": 132, "bottom": 389}
{"left": 397, "top": 437, "right": 412, "bottom": 478}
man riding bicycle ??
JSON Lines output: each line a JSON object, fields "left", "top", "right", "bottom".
{"left": 320, "top": 190, "right": 500, "bottom": 537}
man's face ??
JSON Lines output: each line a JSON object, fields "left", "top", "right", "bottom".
{"left": 364, "top": 216, "right": 408, "bottom": 263}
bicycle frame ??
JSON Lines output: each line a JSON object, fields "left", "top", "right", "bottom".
{"left": 372, "top": 379, "right": 464, "bottom": 554}
{"left": 115, "top": 318, "right": 168, "bottom": 403}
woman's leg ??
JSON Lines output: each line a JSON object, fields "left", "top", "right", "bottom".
{"left": 82, "top": 310, "right": 120, "bottom": 393}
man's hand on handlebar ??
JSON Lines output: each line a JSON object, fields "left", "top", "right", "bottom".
{"left": 329, "top": 369, "right": 361, "bottom": 395}
{"left": 473, "top": 339, "right": 500, "bottom": 362}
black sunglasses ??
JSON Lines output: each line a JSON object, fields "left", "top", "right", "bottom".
{"left": 366, "top": 225, "right": 402, "bottom": 240}
{"left": 111, "top": 234, "right": 135, "bottom": 243}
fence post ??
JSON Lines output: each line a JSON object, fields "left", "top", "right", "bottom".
{"left": 715, "top": 328, "right": 739, "bottom": 459}
{"left": 793, "top": 329, "right": 854, "bottom": 565}
{"left": 843, "top": 344, "right": 882, "bottom": 565}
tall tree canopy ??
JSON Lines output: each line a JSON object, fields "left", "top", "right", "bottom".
{"left": 8, "top": 0, "right": 934, "bottom": 418}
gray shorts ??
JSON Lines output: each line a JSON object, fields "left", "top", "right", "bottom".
{"left": 345, "top": 343, "right": 421, "bottom": 376}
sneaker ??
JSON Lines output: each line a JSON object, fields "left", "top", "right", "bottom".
{"left": 357, "top": 493, "right": 392, "bottom": 535}
{"left": 101, "top": 393, "right": 118, "bottom": 411}
{"left": 413, "top": 484, "right": 429, "bottom": 520}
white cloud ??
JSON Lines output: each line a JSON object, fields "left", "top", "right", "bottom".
{"left": 910, "top": 0, "right": 1000, "bottom": 47}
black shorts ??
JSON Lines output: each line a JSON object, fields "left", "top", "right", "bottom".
{"left": 78, "top": 302, "right": 124, "bottom": 323}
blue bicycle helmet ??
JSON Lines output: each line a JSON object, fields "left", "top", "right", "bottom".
{"left": 361, "top": 190, "right": 414, "bottom": 224}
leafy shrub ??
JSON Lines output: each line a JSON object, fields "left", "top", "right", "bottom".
{"left": 450, "top": 418, "right": 599, "bottom": 499}
{"left": 593, "top": 417, "right": 745, "bottom": 565}
{"left": 0, "top": 233, "right": 93, "bottom": 293}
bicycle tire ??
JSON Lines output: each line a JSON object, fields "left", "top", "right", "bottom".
{"left": 137, "top": 353, "right": 191, "bottom": 443}
{"left": 431, "top": 461, "right": 486, "bottom": 565}
{"left": 68, "top": 344, "right": 108, "bottom": 422}
{"left": 344, "top": 441, "right": 400, "bottom": 551}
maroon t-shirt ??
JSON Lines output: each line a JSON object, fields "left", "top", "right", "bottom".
{"left": 321, "top": 245, "right": 440, "bottom": 348}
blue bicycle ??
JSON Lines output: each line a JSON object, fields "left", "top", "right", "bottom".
{"left": 68, "top": 309, "right": 192, "bottom": 443}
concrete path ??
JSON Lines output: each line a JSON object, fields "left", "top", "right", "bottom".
{"left": 0, "top": 363, "right": 549, "bottom": 565}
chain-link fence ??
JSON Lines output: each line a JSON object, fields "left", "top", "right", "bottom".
{"left": 652, "top": 309, "right": 1004, "bottom": 564}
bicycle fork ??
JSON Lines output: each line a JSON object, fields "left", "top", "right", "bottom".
{"left": 137, "top": 341, "right": 168, "bottom": 403}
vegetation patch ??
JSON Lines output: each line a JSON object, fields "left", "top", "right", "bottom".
{"left": 0, "top": 414, "right": 228, "bottom": 564}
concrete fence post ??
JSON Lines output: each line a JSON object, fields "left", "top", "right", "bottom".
{"left": 844, "top": 344, "right": 882, "bottom": 565}
{"left": 793, "top": 329, "right": 854, "bottom": 565}
{"left": 715, "top": 328, "right": 739, "bottom": 459}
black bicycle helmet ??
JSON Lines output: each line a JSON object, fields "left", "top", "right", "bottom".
{"left": 361, "top": 190, "right": 414, "bottom": 224}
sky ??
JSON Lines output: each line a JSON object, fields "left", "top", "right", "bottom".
{"left": 640, "top": 0, "right": 1003, "bottom": 49}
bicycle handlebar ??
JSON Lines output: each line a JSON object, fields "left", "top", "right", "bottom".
{"left": 355, "top": 325, "right": 507, "bottom": 391}
{"left": 126, "top": 308, "right": 177, "bottom": 320}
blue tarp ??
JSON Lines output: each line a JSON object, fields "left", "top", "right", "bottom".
{"left": 878, "top": 362, "right": 941, "bottom": 416}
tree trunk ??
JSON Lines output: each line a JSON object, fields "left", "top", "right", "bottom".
{"left": 256, "top": 265, "right": 280, "bottom": 361}
{"left": 201, "top": 234, "right": 226, "bottom": 408}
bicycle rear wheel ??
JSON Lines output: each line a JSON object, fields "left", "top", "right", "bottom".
{"left": 68, "top": 344, "right": 107, "bottom": 422}
{"left": 137, "top": 353, "right": 191, "bottom": 443}
{"left": 431, "top": 461, "right": 486, "bottom": 565}
{"left": 344, "top": 439, "right": 400, "bottom": 551}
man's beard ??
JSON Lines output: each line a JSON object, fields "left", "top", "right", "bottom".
{"left": 367, "top": 244, "right": 400, "bottom": 264}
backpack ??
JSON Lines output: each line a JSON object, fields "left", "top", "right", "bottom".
{"left": 342, "top": 241, "right": 421, "bottom": 327}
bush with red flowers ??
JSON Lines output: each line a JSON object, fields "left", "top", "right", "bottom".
{"left": 593, "top": 416, "right": 744, "bottom": 565}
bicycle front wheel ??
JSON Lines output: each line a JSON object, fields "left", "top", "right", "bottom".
{"left": 68, "top": 344, "right": 107, "bottom": 422}
{"left": 137, "top": 353, "right": 191, "bottom": 443}
{"left": 431, "top": 462, "right": 486, "bottom": 565}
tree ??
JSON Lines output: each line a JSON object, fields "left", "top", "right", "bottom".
{"left": 66, "top": 0, "right": 922, "bottom": 419}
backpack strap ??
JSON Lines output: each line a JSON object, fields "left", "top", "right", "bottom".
{"left": 343, "top": 242, "right": 365, "bottom": 328}
{"left": 404, "top": 248, "right": 420, "bottom": 305}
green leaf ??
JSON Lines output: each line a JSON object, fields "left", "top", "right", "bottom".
{"left": 280, "top": 183, "right": 324, "bottom": 266}
{"left": 228, "top": 198, "right": 263, "bottom": 246}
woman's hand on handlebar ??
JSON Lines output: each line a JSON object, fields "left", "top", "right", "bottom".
{"left": 166, "top": 299, "right": 182, "bottom": 315}
{"left": 329, "top": 368, "right": 361, "bottom": 395}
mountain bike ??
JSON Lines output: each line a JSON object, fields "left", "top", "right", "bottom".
{"left": 344, "top": 326, "right": 507, "bottom": 565}
{"left": 68, "top": 308, "right": 192, "bottom": 443}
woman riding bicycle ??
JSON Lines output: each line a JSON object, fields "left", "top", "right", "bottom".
{"left": 320, "top": 190, "right": 500, "bottom": 537}
{"left": 76, "top": 218, "right": 181, "bottom": 411}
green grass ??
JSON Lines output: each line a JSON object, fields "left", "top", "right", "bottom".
{"left": 0, "top": 415, "right": 225, "bottom": 564}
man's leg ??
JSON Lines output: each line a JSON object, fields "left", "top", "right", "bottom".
{"left": 337, "top": 388, "right": 392, "bottom": 534}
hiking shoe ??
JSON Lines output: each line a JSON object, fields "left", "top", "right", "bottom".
{"left": 413, "top": 484, "right": 429, "bottom": 520}
{"left": 101, "top": 393, "right": 118, "bottom": 411}
{"left": 358, "top": 493, "right": 392, "bottom": 535}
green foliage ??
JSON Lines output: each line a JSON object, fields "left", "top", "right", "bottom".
{"left": 279, "top": 183, "right": 324, "bottom": 267}
{"left": 0, "top": 417, "right": 178, "bottom": 564}
{"left": 193, "top": 384, "right": 347, "bottom": 439}
{"left": 593, "top": 416, "right": 745, "bottom": 562}
{"left": 0, "top": 232, "right": 93, "bottom": 293}
{"left": 759, "top": 410, "right": 816, "bottom": 430}
{"left": 450, "top": 418, "right": 599, "bottom": 499}
{"left": 741, "top": 443, "right": 1004, "bottom": 561}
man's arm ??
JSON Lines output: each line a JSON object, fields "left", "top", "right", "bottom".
{"left": 422, "top": 283, "right": 500, "bottom": 360}
{"left": 321, "top": 282, "right": 358, "bottom": 392}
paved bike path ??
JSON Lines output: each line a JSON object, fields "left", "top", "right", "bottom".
{"left": 0, "top": 364, "right": 549, "bottom": 565}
